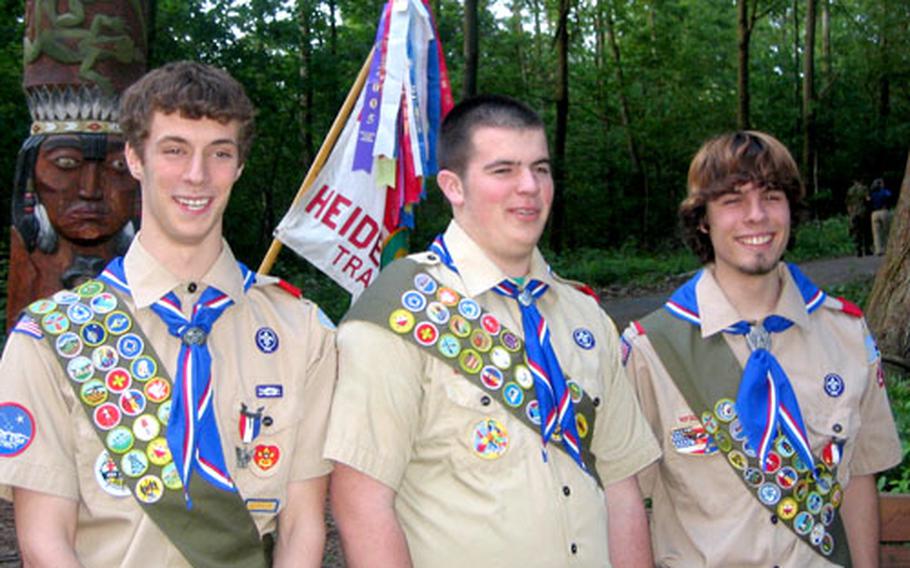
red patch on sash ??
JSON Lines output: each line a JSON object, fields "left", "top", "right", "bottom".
{"left": 276, "top": 279, "right": 303, "bottom": 299}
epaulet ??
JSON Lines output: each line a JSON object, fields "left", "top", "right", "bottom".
{"left": 11, "top": 313, "right": 44, "bottom": 340}
{"left": 823, "top": 295, "right": 863, "bottom": 318}
{"left": 275, "top": 279, "right": 303, "bottom": 299}
{"left": 410, "top": 251, "right": 442, "bottom": 266}
{"left": 551, "top": 272, "right": 601, "bottom": 302}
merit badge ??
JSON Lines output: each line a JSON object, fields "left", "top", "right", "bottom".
{"left": 503, "top": 383, "right": 524, "bottom": 407}
{"left": 255, "top": 327, "right": 279, "bottom": 354}
{"left": 469, "top": 329, "right": 493, "bottom": 352}
{"left": 526, "top": 400, "right": 541, "bottom": 425}
{"left": 81, "top": 322, "right": 106, "bottom": 346}
{"left": 499, "top": 331, "right": 521, "bottom": 352}
{"left": 252, "top": 443, "right": 281, "bottom": 474}
{"left": 401, "top": 290, "right": 427, "bottom": 312}
{"left": 131, "top": 356, "right": 157, "bottom": 381}
{"left": 90, "top": 292, "right": 118, "bottom": 315}
{"left": 425, "top": 302, "right": 451, "bottom": 325}
{"left": 157, "top": 401, "right": 172, "bottom": 425}
{"left": 389, "top": 309, "right": 415, "bottom": 334}
{"left": 245, "top": 498, "right": 280, "bottom": 514}
{"left": 239, "top": 403, "right": 264, "bottom": 444}
{"left": 775, "top": 435, "right": 795, "bottom": 458}
{"left": 514, "top": 364, "right": 533, "bottom": 390}
{"left": 822, "top": 439, "right": 843, "bottom": 467}
{"left": 572, "top": 328, "right": 595, "bottom": 350}
{"left": 763, "top": 451, "right": 782, "bottom": 474}
{"left": 821, "top": 533, "right": 834, "bottom": 556}
{"left": 117, "top": 334, "right": 144, "bottom": 359}
{"left": 41, "top": 312, "right": 70, "bottom": 335}
{"left": 471, "top": 418, "right": 509, "bottom": 460}
{"left": 482, "top": 365, "right": 506, "bottom": 390}
{"left": 775, "top": 466, "right": 798, "bottom": 489}
{"left": 414, "top": 322, "right": 439, "bottom": 347}
{"left": 823, "top": 373, "right": 845, "bottom": 398}
{"left": 821, "top": 503, "right": 835, "bottom": 526}
{"left": 55, "top": 332, "right": 83, "bottom": 359}
{"left": 105, "top": 426, "right": 135, "bottom": 454}
{"left": 146, "top": 437, "right": 172, "bottom": 466}
{"left": 104, "top": 312, "right": 132, "bottom": 335}
{"left": 413, "top": 272, "right": 437, "bottom": 295}
{"left": 713, "top": 430, "right": 733, "bottom": 453}
{"left": 95, "top": 450, "right": 130, "bottom": 498}
{"left": 67, "top": 356, "right": 94, "bottom": 383}
{"left": 449, "top": 315, "right": 471, "bottom": 338}
{"left": 810, "top": 524, "right": 825, "bottom": 546}
{"left": 80, "top": 380, "right": 109, "bottom": 406}
{"left": 436, "top": 287, "right": 460, "bottom": 307}
{"left": 0, "top": 403, "right": 35, "bottom": 457}
{"left": 714, "top": 398, "right": 737, "bottom": 422}
{"left": 792, "top": 453, "right": 809, "bottom": 473}
{"left": 120, "top": 449, "right": 149, "bottom": 478}
{"left": 119, "top": 390, "right": 147, "bottom": 416}
{"left": 567, "top": 381, "right": 583, "bottom": 403}
{"left": 144, "top": 378, "right": 171, "bottom": 403}
{"left": 92, "top": 345, "right": 119, "bottom": 372}
{"left": 133, "top": 414, "right": 161, "bottom": 442}
{"left": 93, "top": 403, "right": 122, "bottom": 430}
{"left": 459, "top": 349, "right": 483, "bottom": 374}
{"left": 576, "top": 413, "right": 589, "bottom": 438}
{"left": 792, "top": 479, "right": 809, "bottom": 502}
{"left": 727, "top": 450, "right": 748, "bottom": 471}
{"left": 758, "top": 483, "right": 781, "bottom": 506}
{"left": 437, "top": 334, "right": 461, "bottom": 358}
{"left": 105, "top": 368, "right": 131, "bottom": 394}
{"left": 701, "top": 412, "right": 719, "bottom": 434}
{"left": 53, "top": 290, "right": 79, "bottom": 305}
{"left": 77, "top": 280, "right": 104, "bottom": 298}
{"left": 729, "top": 419, "right": 746, "bottom": 442}
{"left": 162, "top": 462, "right": 183, "bottom": 490}
{"left": 807, "top": 491, "right": 823, "bottom": 514}
{"left": 777, "top": 497, "right": 798, "bottom": 521}
{"left": 28, "top": 298, "right": 56, "bottom": 315}
{"left": 136, "top": 475, "right": 165, "bottom": 504}
{"left": 742, "top": 467, "right": 764, "bottom": 488}
{"left": 830, "top": 485, "right": 843, "bottom": 508}
{"left": 794, "top": 511, "right": 814, "bottom": 536}
{"left": 67, "top": 303, "right": 94, "bottom": 325}
{"left": 490, "top": 346, "right": 511, "bottom": 369}
{"left": 256, "top": 384, "right": 283, "bottom": 399}
{"left": 481, "top": 313, "right": 501, "bottom": 336}
{"left": 458, "top": 298, "right": 481, "bottom": 320}
{"left": 816, "top": 473, "right": 833, "bottom": 496}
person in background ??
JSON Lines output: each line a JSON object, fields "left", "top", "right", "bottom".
{"left": 870, "top": 177, "right": 894, "bottom": 255}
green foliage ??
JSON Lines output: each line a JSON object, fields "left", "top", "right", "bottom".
{"left": 787, "top": 216, "right": 854, "bottom": 262}
{"left": 878, "top": 373, "right": 910, "bottom": 493}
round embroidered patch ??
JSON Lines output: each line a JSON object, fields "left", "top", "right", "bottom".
{"left": 413, "top": 272, "right": 437, "bottom": 295}
{"left": 727, "top": 450, "right": 748, "bottom": 471}
{"left": 77, "top": 280, "right": 104, "bottom": 298}
{"left": 41, "top": 312, "right": 70, "bottom": 335}
{"left": 146, "top": 437, "right": 172, "bottom": 466}
{"left": 572, "top": 328, "right": 596, "bottom": 350}
{"left": 701, "top": 412, "right": 719, "bottom": 434}
{"left": 92, "top": 345, "right": 119, "bottom": 372}
{"left": 413, "top": 322, "right": 439, "bottom": 346}
{"left": 729, "top": 419, "right": 746, "bottom": 442}
{"left": 89, "top": 292, "right": 118, "bottom": 315}
{"left": 120, "top": 449, "right": 149, "bottom": 478}
{"left": 81, "top": 322, "right": 107, "bottom": 346}
{"left": 52, "top": 290, "right": 80, "bottom": 305}
{"left": 67, "top": 303, "right": 94, "bottom": 325}
{"left": 823, "top": 373, "right": 844, "bottom": 398}
{"left": 389, "top": 309, "right": 416, "bottom": 334}
{"left": 132, "top": 414, "right": 161, "bottom": 442}
{"left": 575, "top": 413, "right": 589, "bottom": 438}
{"left": 119, "top": 390, "right": 147, "bottom": 417}
{"left": 457, "top": 298, "right": 481, "bottom": 320}
{"left": 757, "top": 482, "right": 781, "bottom": 506}
{"left": 144, "top": 378, "right": 171, "bottom": 404}
{"left": 806, "top": 491, "right": 823, "bottom": 514}
{"left": 104, "top": 311, "right": 132, "bottom": 335}
{"left": 157, "top": 401, "right": 172, "bottom": 425}
{"left": 776, "top": 466, "right": 798, "bottom": 489}
{"left": 777, "top": 496, "right": 798, "bottom": 521}
{"left": 714, "top": 398, "right": 737, "bottom": 422}
{"left": 401, "top": 290, "right": 427, "bottom": 312}
{"left": 93, "top": 403, "right": 122, "bottom": 430}
{"left": 436, "top": 287, "right": 460, "bottom": 307}
{"left": 480, "top": 366, "right": 504, "bottom": 390}
{"left": 816, "top": 473, "right": 833, "bottom": 496}
{"left": 481, "top": 313, "right": 501, "bottom": 336}
{"left": 117, "top": 334, "right": 144, "bottom": 359}
{"left": 67, "top": 356, "right": 95, "bottom": 383}
{"left": 105, "top": 368, "right": 131, "bottom": 394}
{"left": 55, "top": 332, "right": 83, "bottom": 359}
{"left": 80, "top": 380, "right": 109, "bottom": 407}
{"left": 713, "top": 430, "right": 733, "bottom": 453}
{"left": 471, "top": 418, "right": 509, "bottom": 460}
{"left": 425, "top": 302, "right": 451, "bottom": 325}
{"left": 810, "top": 524, "right": 825, "bottom": 546}
{"left": 0, "top": 403, "right": 35, "bottom": 457}
{"left": 437, "top": 334, "right": 461, "bottom": 358}
{"left": 161, "top": 462, "right": 183, "bottom": 490}
{"left": 830, "top": 484, "right": 843, "bottom": 508}
{"left": 794, "top": 511, "right": 814, "bottom": 536}
{"left": 131, "top": 356, "right": 157, "bottom": 381}
{"left": 503, "top": 383, "right": 524, "bottom": 407}
{"left": 105, "top": 426, "right": 135, "bottom": 454}
{"left": 526, "top": 400, "right": 541, "bottom": 425}
{"left": 763, "top": 451, "right": 782, "bottom": 474}
{"left": 255, "top": 327, "right": 279, "bottom": 354}
{"left": 135, "top": 474, "right": 165, "bottom": 504}
{"left": 514, "top": 364, "right": 534, "bottom": 390}
{"left": 28, "top": 299, "right": 57, "bottom": 315}
{"left": 458, "top": 349, "right": 483, "bottom": 374}
{"left": 448, "top": 315, "right": 471, "bottom": 338}
{"left": 469, "top": 329, "right": 493, "bottom": 352}
{"left": 775, "top": 435, "right": 795, "bottom": 458}
{"left": 820, "top": 533, "right": 834, "bottom": 556}
{"left": 490, "top": 346, "right": 512, "bottom": 370}
{"left": 95, "top": 450, "right": 130, "bottom": 498}
{"left": 820, "top": 503, "right": 835, "bottom": 526}
{"left": 567, "top": 381, "right": 583, "bottom": 403}
{"left": 499, "top": 331, "right": 521, "bottom": 352}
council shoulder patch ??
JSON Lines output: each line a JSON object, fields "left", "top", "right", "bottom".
{"left": 0, "top": 402, "right": 36, "bottom": 457}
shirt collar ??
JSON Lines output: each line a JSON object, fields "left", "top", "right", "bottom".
{"left": 696, "top": 262, "right": 814, "bottom": 337}
{"left": 442, "top": 220, "right": 552, "bottom": 297}
{"left": 123, "top": 235, "right": 247, "bottom": 309}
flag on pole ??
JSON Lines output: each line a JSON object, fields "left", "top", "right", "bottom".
{"left": 274, "top": 0, "right": 453, "bottom": 297}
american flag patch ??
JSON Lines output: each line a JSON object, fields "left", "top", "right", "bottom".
{"left": 12, "top": 315, "right": 43, "bottom": 339}
{"left": 670, "top": 424, "right": 716, "bottom": 455}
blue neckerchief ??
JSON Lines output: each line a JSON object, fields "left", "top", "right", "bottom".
{"left": 663, "top": 264, "right": 824, "bottom": 474}
{"left": 100, "top": 256, "right": 255, "bottom": 508}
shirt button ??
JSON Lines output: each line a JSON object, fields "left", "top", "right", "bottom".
{"left": 570, "top": 543, "right": 578, "bottom": 555}
{"left": 770, "top": 514, "right": 778, "bottom": 524}
{"left": 480, "top": 395, "right": 491, "bottom": 406}
{"left": 188, "top": 282, "right": 198, "bottom": 293}
{"left": 263, "top": 416, "right": 273, "bottom": 427}
{"left": 562, "top": 486, "right": 571, "bottom": 497}
{"left": 593, "top": 397, "right": 601, "bottom": 408}
{"left": 832, "top": 423, "right": 843, "bottom": 434}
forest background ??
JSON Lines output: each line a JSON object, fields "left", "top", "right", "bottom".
{"left": 0, "top": 0, "right": 908, "bottom": 317}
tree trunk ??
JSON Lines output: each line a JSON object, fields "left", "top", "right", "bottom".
{"left": 511, "top": 0, "right": 528, "bottom": 97}
{"left": 866, "top": 148, "right": 910, "bottom": 359}
{"left": 802, "top": 0, "right": 817, "bottom": 198}
{"left": 298, "top": 0, "right": 314, "bottom": 167}
{"left": 549, "top": 0, "right": 570, "bottom": 253}
{"left": 462, "top": 0, "right": 479, "bottom": 99}
{"left": 737, "top": 0, "right": 751, "bottom": 130}
{"left": 821, "top": 0, "right": 831, "bottom": 79}
{"left": 792, "top": 0, "right": 801, "bottom": 139}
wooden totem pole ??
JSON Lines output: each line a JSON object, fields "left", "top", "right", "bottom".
{"left": 8, "top": 0, "right": 149, "bottom": 329}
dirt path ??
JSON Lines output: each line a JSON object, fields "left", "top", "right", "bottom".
{"left": 603, "top": 255, "right": 883, "bottom": 330}
{"left": 0, "top": 255, "right": 883, "bottom": 567}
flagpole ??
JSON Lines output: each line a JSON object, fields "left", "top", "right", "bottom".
{"left": 257, "top": 45, "right": 376, "bottom": 275}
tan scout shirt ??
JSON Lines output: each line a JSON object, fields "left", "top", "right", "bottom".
{"left": 0, "top": 238, "right": 336, "bottom": 567}
{"left": 325, "top": 221, "right": 660, "bottom": 568}
{"left": 623, "top": 263, "right": 902, "bottom": 568}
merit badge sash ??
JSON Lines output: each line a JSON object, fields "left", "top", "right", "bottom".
{"left": 343, "top": 257, "right": 603, "bottom": 489}
{"left": 640, "top": 308, "right": 851, "bottom": 566}
{"left": 25, "top": 280, "right": 269, "bottom": 568}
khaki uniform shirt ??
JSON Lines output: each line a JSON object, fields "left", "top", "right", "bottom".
{"left": 325, "top": 221, "right": 660, "bottom": 568}
{"left": 0, "top": 238, "right": 336, "bottom": 567}
{"left": 623, "top": 263, "right": 902, "bottom": 567}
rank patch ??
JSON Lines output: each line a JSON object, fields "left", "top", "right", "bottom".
{"left": 823, "top": 373, "right": 844, "bottom": 398}
{"left": 255, "top": 327, "right": 280, "bottom": 354}
{"left": 572, "top": 328, "right": 595, "bottom": 350}
{"left": 0, "top": 403, "right": 35, "bottom": 457}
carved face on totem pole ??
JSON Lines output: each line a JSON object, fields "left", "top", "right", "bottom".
{"left": 7, "top": 0, "right": 148, "bottom": 329}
